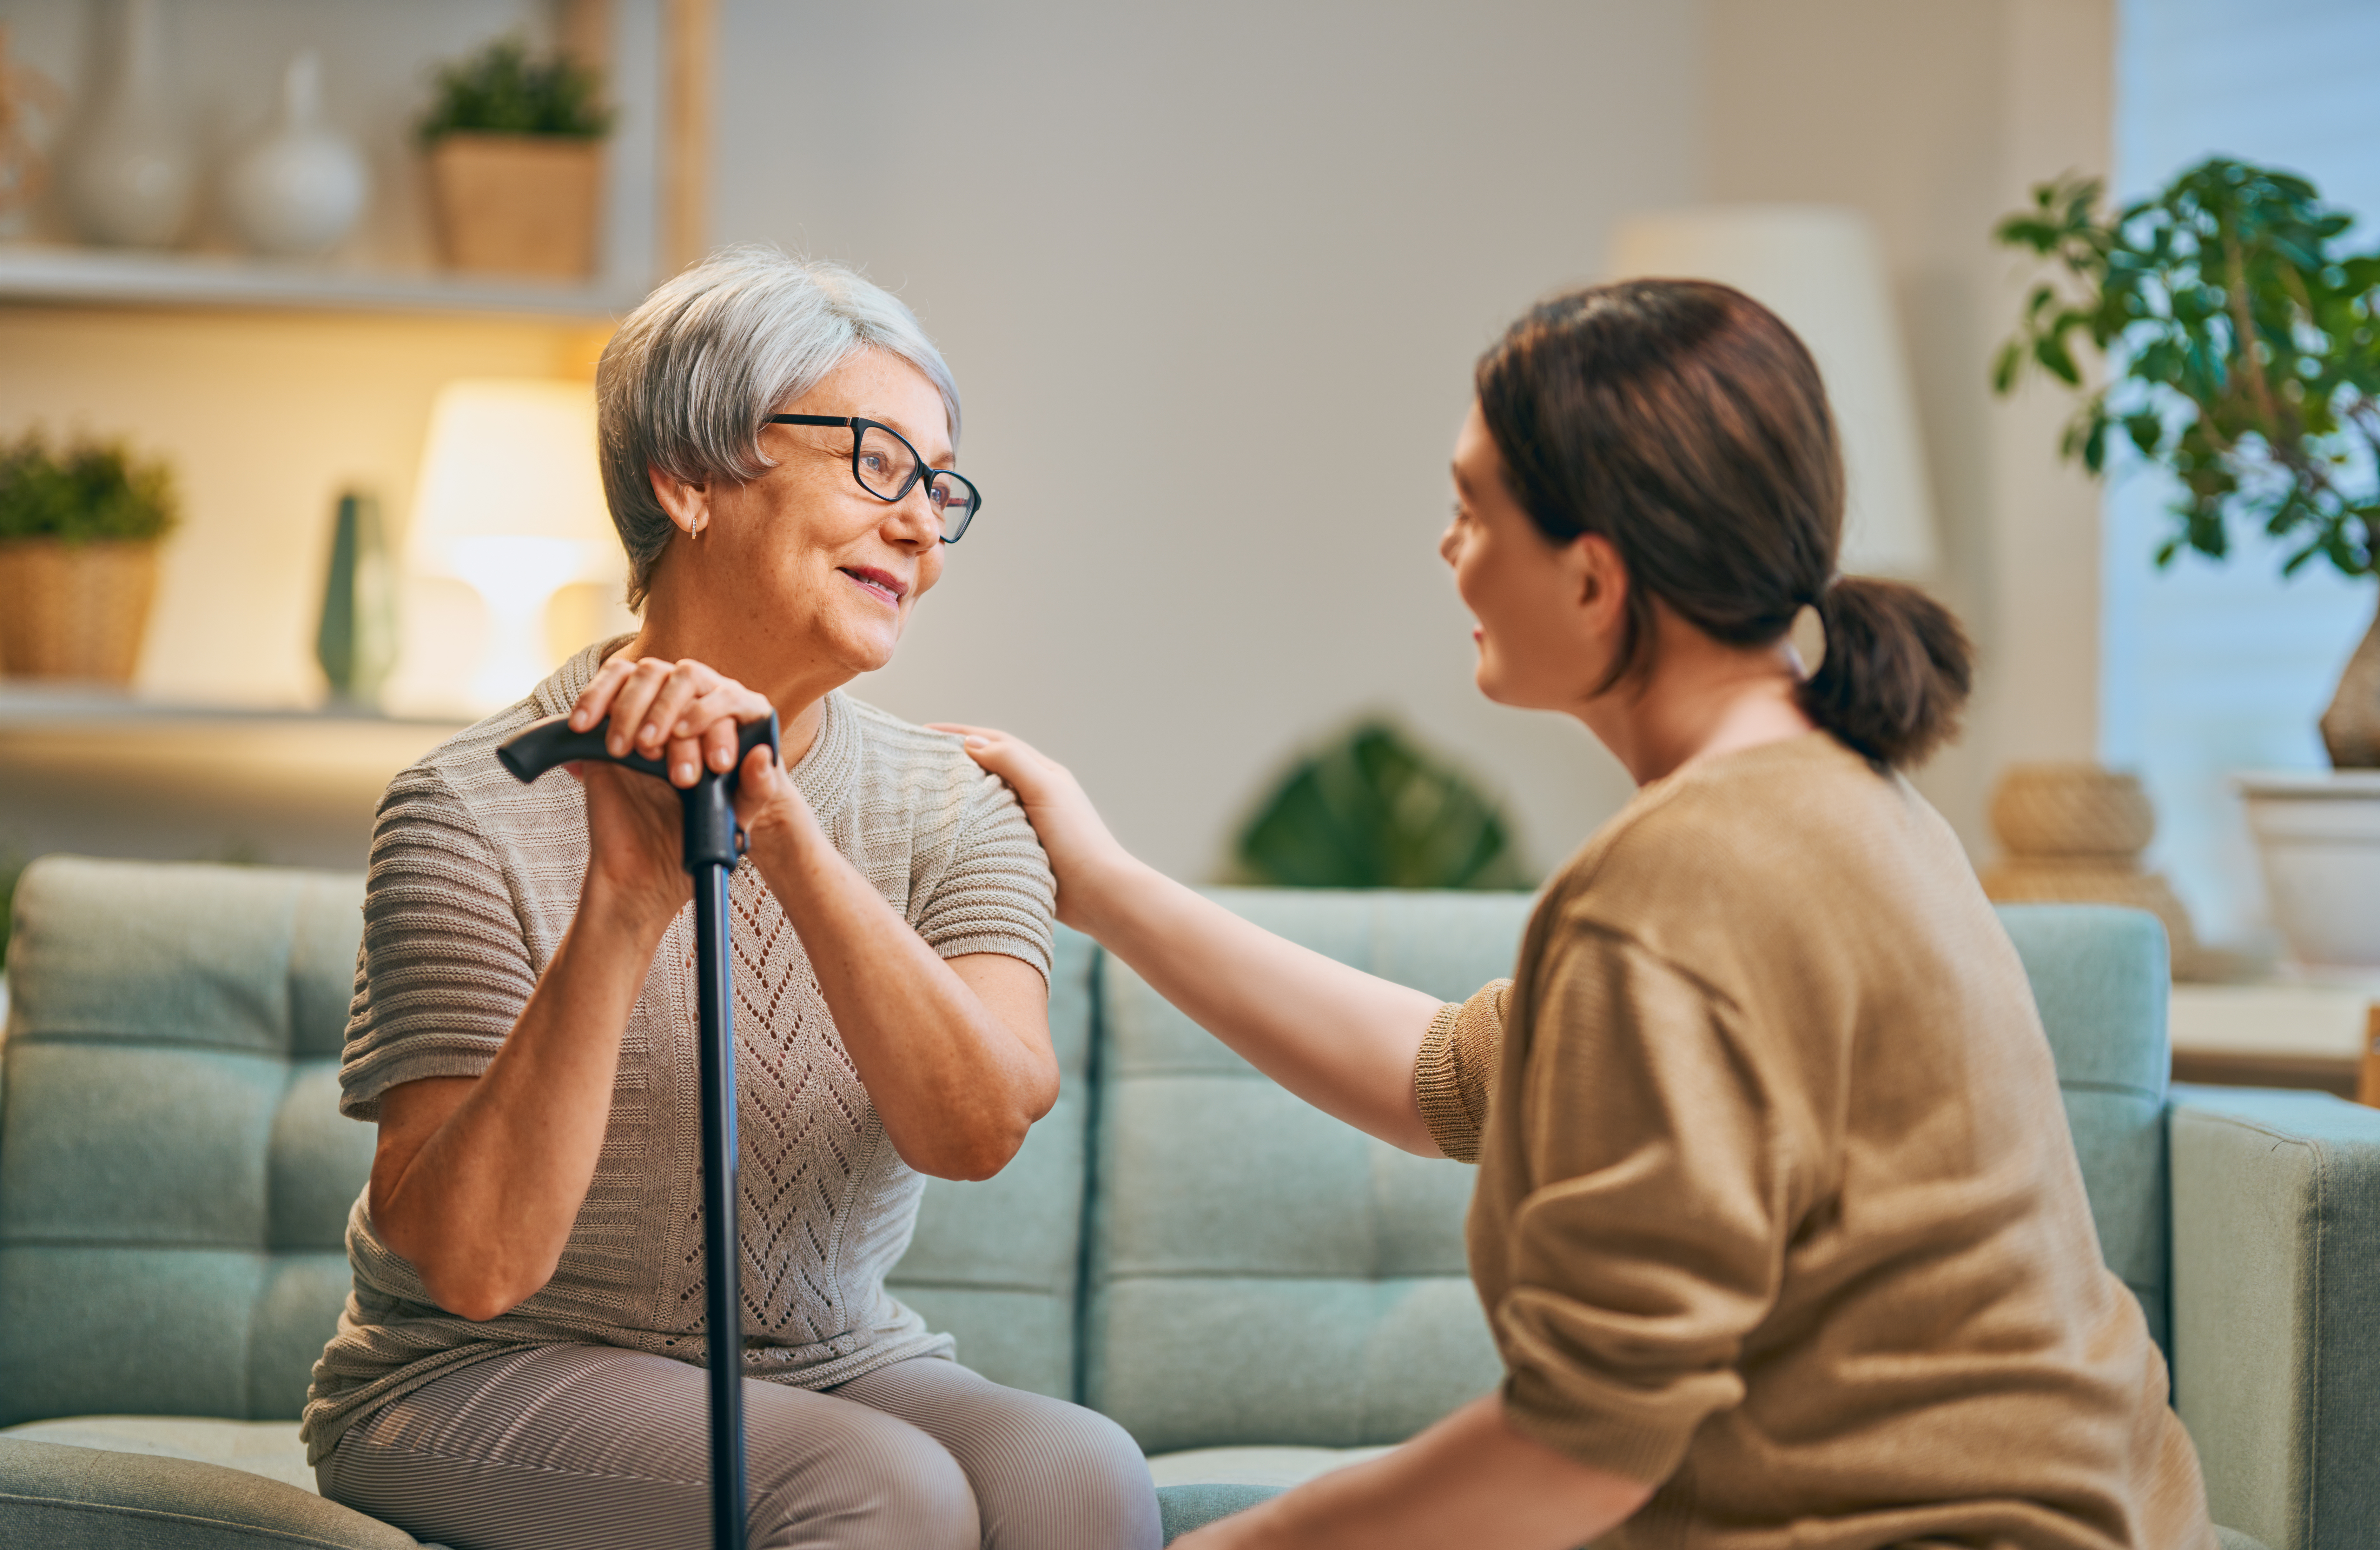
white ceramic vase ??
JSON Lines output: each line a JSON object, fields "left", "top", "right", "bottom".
{"left": 62, "top": 0, "right": 195, "bottom": 248}
{"left": 221, "top": 50, "right": 368, "bottom": 259}
{"left": 2236, "top": 770, "right": 2380, "bottom": 970}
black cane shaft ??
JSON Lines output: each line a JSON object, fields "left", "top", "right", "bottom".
{"left": 693, "top": 862, "right": 750, "bottom": 1550}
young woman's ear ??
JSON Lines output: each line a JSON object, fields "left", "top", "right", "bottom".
{"left": 648, "top": 465, "right": 713, "bottom": 537}
{"left": 1570, "top": 532, "right": 1628, "bottom": 616}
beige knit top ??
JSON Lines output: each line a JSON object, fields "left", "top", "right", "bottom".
{"left": 300, "top": 641, "right": 1055, "bottom": 1465}
{"left": 1413, "top": 733, "right": 2213, "bottom": 1550}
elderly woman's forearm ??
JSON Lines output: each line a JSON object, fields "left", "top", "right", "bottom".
{"left": 750, "top": 822, "right": 1058, "bottom": 1181}
{"left": 371, "top": 899, "right": 666, "bottom": 1319}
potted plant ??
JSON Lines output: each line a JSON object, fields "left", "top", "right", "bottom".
{"left": 0, "top": 431, "right": 179, "bottom": 683}
{"left": 1235, "top": 720, "right": 1532, "bottom": 889}
{"left": 418, "top": 36, "right": 612, "bottom": 280}
{"left": 1993, "top": 157, "right": 2379, "bottom": 967}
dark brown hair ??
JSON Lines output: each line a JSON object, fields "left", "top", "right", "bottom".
{"left": 1474, "top": 279, "right": 1972, "bottom": 768}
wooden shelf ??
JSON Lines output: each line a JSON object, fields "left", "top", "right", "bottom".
{"left": 0, "top": 243, "right": 644, "bottom": 321}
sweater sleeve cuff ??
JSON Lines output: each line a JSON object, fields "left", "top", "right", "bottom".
{"left": 1414, "top": 977, "right": 1509, "bottom": 1162}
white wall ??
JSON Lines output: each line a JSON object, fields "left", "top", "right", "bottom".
{"left": 2104, "top": 0, "right": 2380, "bottom": 947}
{"left": 1704, "top": 0, "right": 2115, "bottom": 859}
{"left": 709, "top": 0, "right": 1706, "bottom": 883}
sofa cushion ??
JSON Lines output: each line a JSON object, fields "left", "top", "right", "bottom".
{"left": 1084, "top": 888, "right": 1528, "bottom": 1452}
{"left": 0, "top": 1436, "right": 425, "bottom": 1549}
{"left": 2, "top": 1419, "right": 319, "bottom": 1495}
{"left": 885, "top": 926, "right": 1099, "bottom": 1399}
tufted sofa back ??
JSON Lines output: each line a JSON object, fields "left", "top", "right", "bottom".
{"left": 0, "top": 857, "right": 2174, "bottom": 1448}
{"left": 0, "top": 858, "right": 371, "bottom": 1425}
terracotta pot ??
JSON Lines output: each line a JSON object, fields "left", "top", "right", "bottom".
{"left": 426, "top": 133, "right": 603, "bottom": 279}
{"left": 2319, "top": 588, "right": 2380, "bottom": 769}
{"left": 0, "top": 538, "right": 160, "bottom": 681}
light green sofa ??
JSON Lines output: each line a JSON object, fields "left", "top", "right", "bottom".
{"left": 3, "top": 856, "right": 2372, "bottom": 1548}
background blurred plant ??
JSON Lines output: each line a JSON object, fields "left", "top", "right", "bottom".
{"left": 1234, "top": 720, "right": 1531, "bottom": 890}
{"left": 417, "top": 35, "right": 612, "bottom": 143}
{"left": 0, "top": 431, "right": 178, "bottom": 543}
{"left": 1992, "top": 156, "right": 2379, "bottom": 765}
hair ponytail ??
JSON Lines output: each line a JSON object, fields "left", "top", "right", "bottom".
{"left": 1795, "top": 576, "right": 1973, "bottom": 768}
{"left": 1476, "top": 279, "right": 1977, "bottom": 771}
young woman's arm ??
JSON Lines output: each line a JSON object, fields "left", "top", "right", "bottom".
{"left": 933, "top": 724, "right": 1452, "bottom": 1158}
{"left": 1173, "top": 1394, "right": 1652, "bottom": 1550}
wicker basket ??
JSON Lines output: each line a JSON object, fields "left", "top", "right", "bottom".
{"left": 1982, "top": 761, "right": 2205, "bottom": 977}
{"left": 0, "top": 538, "right": 161, "bottom": 682}
{"left": 427, "top": 133, "right": 603, "bottom": 279}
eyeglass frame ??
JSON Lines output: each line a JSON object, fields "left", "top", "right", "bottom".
{"left": 764, "top": 414, "right": 981, "bottom": 543}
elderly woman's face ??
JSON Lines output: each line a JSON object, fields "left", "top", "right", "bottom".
{"left": 703, "top": 348, "right": 953, "bottom": 676}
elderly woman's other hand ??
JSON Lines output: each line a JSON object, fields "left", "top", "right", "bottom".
{"left": 569, "top": 653, "right": 776, "bottom": 789}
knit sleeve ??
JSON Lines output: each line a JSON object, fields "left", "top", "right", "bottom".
{"left": 337, "top": 765, "right": 538, "bottom": 1121}
{"left": 1490, "top": 924, "right": 1796, "bottom": 1484}
{"left": 1414, "top": 978, "right": 1511, "bottom": 1162}
{"left": 911, "top": 767, "right": 1057, "bottom": 981}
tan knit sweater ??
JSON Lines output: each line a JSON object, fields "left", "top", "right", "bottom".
{"left": 300, "top": 641, "right": 1055, "bottom": 1464}
{"left": 1414, "top": 732, "right": 2213, "bottom": 1550}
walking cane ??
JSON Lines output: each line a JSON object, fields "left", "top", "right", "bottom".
{"left": 497, "top": 709, "right": 782, "bottom": 1550}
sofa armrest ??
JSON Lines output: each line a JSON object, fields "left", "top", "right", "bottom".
{"left": 2168, "top": 1085, "right": 2380, "bottom": 1550}
{"left": 0, "top": 1437, "right": 423, "bottom": 1550}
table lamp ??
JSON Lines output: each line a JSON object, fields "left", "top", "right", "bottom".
{"left": 1608, "top": 206, "right": 1939, "bottom": 578}
{"left": 405, "top": 378, "right": 621, "bottom": 713}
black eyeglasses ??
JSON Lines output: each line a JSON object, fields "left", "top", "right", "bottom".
{"left": 766, "top": 414, "right": 981, "bottom": 543}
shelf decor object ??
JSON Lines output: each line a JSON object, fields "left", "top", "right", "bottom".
{"left": 315, "top": 488, "right": 398, "bottom": 708}
{"left": 221, "top": 50, "right": 370, "bottom": 259}
{"left": 1992, "top": 160, "right": 2379, "bottom": 969}
{"left": 1980, "top": 762, "right": 2205, "bottom": 980}
{"left": 0, "top": 431, "right": 178, "bottom": 682}
{"left": 60, "top": 0, "right": 195, "bottom": 248}
{"left": 402, "top": 378, "right": 622, "bottom": 714}
{"left": 1608, "top": 205, "right": 1940, "bottom": 579}
{"left": 1, "top": 22, "right": 70, "bottom": 239}
{"left": 419, "top": 36, "right": 614, "bottom": 280}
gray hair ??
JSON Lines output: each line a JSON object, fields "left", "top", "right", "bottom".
{"left": 596, "top": 245, "right": 962, "bottom": 607}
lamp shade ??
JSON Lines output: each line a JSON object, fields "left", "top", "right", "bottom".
{"left": 400, "top": 378, "right": 624, "bottom": 714}
{"left": 1608, "top": 206, "right": 1939, "bottom": 578}
{"left": 407, "top": 378, "right": 617, "bottom": 577}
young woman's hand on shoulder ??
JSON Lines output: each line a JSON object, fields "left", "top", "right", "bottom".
{"left": 929, "top": 723, "right": 1134, "bottom": 931}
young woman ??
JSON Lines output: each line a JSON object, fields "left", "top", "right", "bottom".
{"left": 301, "top": 249, "right": 1158, "bottom": 1550}
{"left": 941, "top": 281, "right": 2216, "bottom": 1549}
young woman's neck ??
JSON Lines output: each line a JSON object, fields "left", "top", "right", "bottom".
{"left": 1577, "top": 606, "right": 1815, "bottom": 786}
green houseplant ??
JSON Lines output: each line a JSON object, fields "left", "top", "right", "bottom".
{"left": 1993, "top": 157, "right": 2380, "bottom": 969}
{"left": 0, "top": 431, "right": 179, "bottom": 682}
{"left": 1992, "top": 156, "right": 2378, "bottom": 765}
{"left": 1234, "top": 720, "right": 1531, "bottom": 890}
{"left": 417, "top": 37, "right": 613, "bottom": 279}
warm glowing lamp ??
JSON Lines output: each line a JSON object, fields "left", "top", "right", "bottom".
{"left": 405, "top": 379, "right": 620, "bottom": 712}
{"left": 1609, "top": 207, "right": 1940, "bottom": 577}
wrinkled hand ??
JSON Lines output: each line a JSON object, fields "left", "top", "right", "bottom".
{"left": 570, "top": 654, "right": 774, "bottom": 789}
{"left": 567, "top": 655, "right": 779, "bottom": 931}
{"left": 927, "top": 723, "right": 1131, "bottom": 930}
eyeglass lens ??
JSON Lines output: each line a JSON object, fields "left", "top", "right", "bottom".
{"left": 854, "top": 423, "right": 977, "bottom": 539}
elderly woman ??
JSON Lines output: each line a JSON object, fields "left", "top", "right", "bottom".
{"left": 299, "top": 249, "right": 1159, "bottom": 1550}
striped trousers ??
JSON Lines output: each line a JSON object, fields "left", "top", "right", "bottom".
{"left": 318, "top": 1345, "right": 1161, "bottom": 1550}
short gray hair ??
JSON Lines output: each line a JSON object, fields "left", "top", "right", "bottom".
{"left": 596, "top": 245, "right": 963, "bottom": 607}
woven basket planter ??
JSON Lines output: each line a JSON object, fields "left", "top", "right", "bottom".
{"left": 1981, "top": 761, "right": 2204, "bottom": 977}
{"left": 0, "top": 538, "right": 160, "bottom": 682}
{"left": 427, "top": 133, "right": 603, "bottom": 279}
